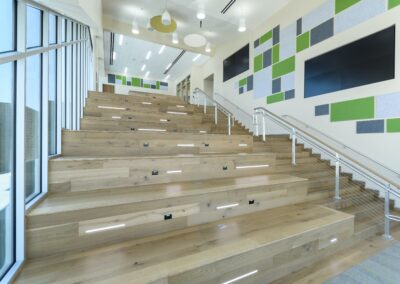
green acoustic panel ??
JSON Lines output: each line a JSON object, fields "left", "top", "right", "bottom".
{"left": 272, "top": 44, "right": 280, "bottom": 64}
{"left": 239, "top": 78, "right": 247, "bottom": 87}
{"left": 389, "top": 0, "right": 400, "bottom": 9}
{"left": 297, "top": 32, "right": 310, "bottom": 52}
{"left": 331, "top": 97, "right": 375, "bottom": 122}
{"left": 156, "top": 81, "right": 160, "bottom": 90}
{"left": 387, "top": 118, "right": 400, "bottom": 132}
{"left": 122, "top": 76, "right": 127, "bottom": 85}
{"left": 254, "top": 54, "right": 263, "bottom": 73}
{"left": 272, "top": 56, "right": 295, "bottom": 79}
{"left": 260, "top": 30, "right": 272, "bottom": 44}
{"left": 132, "top": 77, "right": 141, "bottom": 87}
{"left": 267, "top": 93, "right": 284, "bottom": 104}
{"left": 116, "top": 75, "right": 122, "bottom": 80}
{"left": 335, "top": 0, "right": 361, "bottom": 14}
{"left": 144, "top": 84, "right": 150, "bottom": 89}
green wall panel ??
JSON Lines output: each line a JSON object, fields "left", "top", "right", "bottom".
{"left": 331, "top": 97, "right": 375, "bottom": 122}
{"left": 156, "top": 81, "right": 160, "bottom": 90}
{"left": 267, "top": 93, "right": 284, "bottom": 104}
{"left": 132, "top": 77, "right": 141, "bottom": 87}
{"left": 254, "top": 54, "right": 263, "bottom": 72}
{"left": 387, "top": 118, "right": 400, "bottom": 132}
{"left": 272, "top": 56, "right": 295, "bottom": 79}
{"left": 144, "top": 84, "right": 150, "bottom": 89}
{"left": 239, "top": 78, "right": 247, "bottom": 87}
{"left": 389, "top": 0, "right": 400, "bottom": 9}
{"left": 272, "top": 44, "right": 280, "bottom": 64}
{"left": 335, "top": 0, "right": 361, "bottom": 14}
{"left": 260, "top": 31, "right": 272, "bottom": 44}
{"left": 122, "top": 76, "right": 127, "bottom": 85}
{"left": 296, "top": 32, "right": 310, "bottom": 52}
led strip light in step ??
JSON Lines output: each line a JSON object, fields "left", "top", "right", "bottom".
{"left": 216, "top": 203, "right": 239, "bottom": 210}
{"left": 85, "top": 224, "right": 126, "bottom": 234}
{"left": 138, "top": 128, "right": 167, "bottom": 132}
{"left": 222, "top": 270, "right": 258, "bottom": 284}
{"left": 167, "top": 111, "right": 188, "bottom": 115}
{"left": 236, "top": 165, "right": 270, "bottom": 169}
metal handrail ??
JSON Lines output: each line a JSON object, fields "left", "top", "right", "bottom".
{"left": 254, "top": 106, "right": 400, "bottom": 240}
{"left": 283, "top": 114, "right": 400, "bottom": 178}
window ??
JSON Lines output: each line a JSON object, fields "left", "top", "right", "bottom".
{"left": 25, "top": 54, "right": 42, "bottom": 203}
{"left": 0, "top": 0, "right": 15, "bottom": 53}
{"left": 61, "top": 18, "right": 66, "bottom": 43}
{"left": 49, "top": 14, "right": 57, "bottom": 45}
{"left": 48, "top": 50, "right": 57, "bottom": 155}
{"left": 26, "top": 6, "right": 43, "bottom": 49}
{"left": 0, "top": 62, "right": 15, "bottom": 280}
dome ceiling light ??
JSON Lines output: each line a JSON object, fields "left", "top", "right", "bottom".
{"left": 184, "top": 33, "right": 207, "bottom": 47}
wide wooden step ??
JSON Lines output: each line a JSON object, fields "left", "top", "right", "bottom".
{"left": 18, "top": 204, "right": 354, "bottom": 283}
{"left": 61, "top": 130, "right": 253, "bottom": 157}
{"left": 27, "top": 174, "right": 308, "bottom": 259}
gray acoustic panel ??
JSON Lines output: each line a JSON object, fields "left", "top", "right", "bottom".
{"left": 273, "top": 25, "right": 280, "bottom": 45}
{"left": 356, "top": 120, "right": 384, "bottom": 134}
{"left": 310, "top": 18, "right": 334, "bottom": 46}
{"left": 108, "top": 74, "right": 116, "bottom": 84}
{"left": 315, "top": 104, "right": 329, "bottom": 116}
{"left": 254, "top": 39, "right": 260, "bottom": 48}
{"left": 272, "top": 78, "right": 281, "bottom": 94}
{"left": 285, "top": 89, "right": 295, "bottom": 100}
{"left": 297, "top": 18, "right": 302, "bottom": 36}
{"left": 263, "top": 49, "right": 272, "bottom": 68}
{"left": 160, "top": 82, "right": 168, "bottom": 87}
{"left": 239, "top": 87, "right": 244, "bottom": 95}
{"left": 247, "top": 75, "right": 254, "bottom": 91}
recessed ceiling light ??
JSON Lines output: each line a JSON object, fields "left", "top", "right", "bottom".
{"left": 118, "top": 35, "right": 124, "bottom": 46}
{"left": 159, "top": 45, "right": 166, "bottom": 54}
{"left": 132, "top": 21, "right": 139, "bottom": 34}
{"left": 172, "top": 33, "right": 179, "bottom": 44}
{"left": 238, "top": 18, "right": 246, "bottom": 32}
{"left": 141, "top": 64, "right": 146, "bottom": 71}
{"left": 193, "top": 54, "right": 201, "bottom": 62}
{"left": 146, "top": 51, "right": 152, "bottom": 60}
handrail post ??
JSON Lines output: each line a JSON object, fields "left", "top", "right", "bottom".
{"left": 383, "top": 189, "right": 394, "bottom": 240}
{"left": 214, "top": 103, "right": 218, "bottom": 125}
{"left": 228, "top": 113, "right": 231, "bottom": 136}
{"left": 232, "top": 116, "right": 235, "bottom": 126}
{"left": 255, "top": 113, "right": 259, "bottom": 137}
{"left": 291, "top": 128, "right": 296, "bottom": 166}
{"left": 262, "top": 111, "right": 266, "bottom": 142}
{"left": 335, "top": 153, "right": 341, "bottom": 200}
{"left": 252, "top": 114, "right": 256, "bottom": 136}
{"left": 204, "top": 97, "right": 207, "bottom": 114}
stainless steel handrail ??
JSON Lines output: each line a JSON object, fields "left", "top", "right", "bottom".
{"left": 283, "top": 114, "right": 400, "bottom": 178}
{"left": 255, "top": 106, "right": 400, "bottom": 239}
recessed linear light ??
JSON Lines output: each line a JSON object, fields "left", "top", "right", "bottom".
{"left": 167, "top": 111, "right": 187, "bottom": 115}
{"left": 124, "top": 66, "right": 128, "bottom": 74}
{"left": 113, "top": 51, "right": 117, "bottom": 60}
{"left": 330, "top": 237, "right": 338, "bottom": 244}
{"left": 176, "top": 105, "right": 185, "bottom": 108}
{"left": 85, "top": 224, "right": 126, "bottom": 234}
{"left": 193, "top": 54, "right": 201, "bottom": 62}
{"left": 159, "top": 45, "right": 166, "bottom": 54}
{"left": 238, "top": 144, "right": 248, "bottom": 147}
{"left": 142, "top": 102, "right": 152, "bottom": 105}
{"left": 145, "top": 71, "right": 150, "bottom": 78}
{"left": 146, "top": 51, "right": 152, "bottom": 60}
{"left": 235, "top": 164, "right": 270, "bottom": 169}
{"left": 138, "top": 128, "right": 167, "bottom": 132}
{"left": 216, "top": 203, "right": 239, "bottom": 210}
{"left": 164, "top": 74, "right": 170, "bottom": 81}
{"left": 112, "top": 116, "right": 121, "bottom": 119}
{"left": 160, "top": 119, "right": 168, "bottom": 122}
{"left": 141, "top": 64, "right": 146, "bottom": 71}
{"left": 98, "top": 106, "right": 126, "bottom": 110}
{"left": 199, "top": 130, "right": 207, "bottom": 134}
{"left": 166, "top": 170, "right": 182, "bottom": 174}
{"left": 222, "top": 270, "right": 258, "bottom": 284}
{"left": 177, "top": 144, "right": 195, "bottom": 147}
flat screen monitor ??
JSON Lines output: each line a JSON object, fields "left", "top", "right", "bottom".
{"left": 223, "top": 44, "right": 250, "bottom": 82}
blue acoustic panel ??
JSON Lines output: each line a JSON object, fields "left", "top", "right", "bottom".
{"left": 311, "top": 18, "right": 334, "bottom": 46}
{"left": 334, "top": 0, "right": 386, "bottom": 35}
{"left": 254, "top": 66, "right": 272, "bottom": 99}
{"left": 356, "top": 120, "right": 384, "bottom": 134}
{"left": 280, "top": 22, "right": 297, "bottom": 59}
{"left": 108, "top": 74, "right": 116, "bottom": 84}
{"left": 160, "top": 82, "right": 168, "bottom": 87}
{"left": 281, "top": 72, "right": 295, "bottom": 92}
{"left": 239, "top": 87, "right": 244, "bottom": 94}
{"left": 302, "top": 0, "right": 335, "bottom": 32}
{"left": 254, "top": 38, "right": 272, "bottom": 56}
{"left": 315, "top": 104, "right": 330, "bottom": 116}
{"left": 263, "top": 49, "right": 272, "bottom": 68}
{"left": 127, "top": 81, "right": 131, "bottom": 86}
{"left": 285, "top": 89, "right": 295, "bottom": 100}
{"left": 247, "top": 75, "right": 254, "bottom": 91}
{"left": 272, "top": 78, "right": 281, "bottom": 94}
{"left": 297, "top": 18, "right": 302, "bottom": 36}
{"left": 273, "top": 26, "right": 280, "bottom": 45}
{"left": 376, "top": 92, "right": 400, "bottom": 119}
{"left": 254, "top": 39, "right": 260, "bottom": 48}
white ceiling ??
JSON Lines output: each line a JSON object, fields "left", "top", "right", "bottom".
{"left": 104, "top": 31, "right": 209, "bottom": 81}
{"left": 102, "top": 0, "right": 293, "bottom": 48}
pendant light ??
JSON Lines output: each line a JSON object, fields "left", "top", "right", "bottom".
{"left": 162, "top": 0, "right": 172, "bottom": 25}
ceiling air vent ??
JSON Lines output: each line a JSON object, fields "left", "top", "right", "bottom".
{"left": 164, "top": 50, "right": 186, "bottom": 74}
{"left": 221, "top": 0, "right": 236, "bottom": 14}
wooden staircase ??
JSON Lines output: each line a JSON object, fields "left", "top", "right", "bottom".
{"left": 15, "top": 91, "right": 395, "bottom": 283}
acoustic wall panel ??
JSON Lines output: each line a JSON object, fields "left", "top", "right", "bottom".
{"left": 267, "top": 92, "right": 284, "bottom": 104}
{"left": 376, "top": 93, "right": 400, "bottom": 119}
{"left": 108, "top": 73, "right": 168, "bottom": 91}
{"left": 279, "top": 22, "right": 297, "bottom": 59}
{"left": 272, "top": 56, "right": 295, "bottom": 79}
{"left": 281, "top": 72, "right": 295, "bottom": 92}
{"left": 331, "top": 97, "right": 374, "bottom": 122}
{"left": 272, "top": 78, "right": 281, "bottom": 94}
{"left": 389, "top": 0, "right": 400, "bottom": 9}
{"left": 334, "top": 0, "right": 386, "bottom": 34}
{"left": 297, "top": 31, "right": 310, "bottom": 52}
{"left": 356, "top": 120, "right": 384, "bottom": 133}
{"left": 310, "top": 18, "right": 334, "bottom": 46}
{"left": 387, "top": 118, "right": 400, "bottom": 132}
{"left": 335, "top": 0, "right": 361, "bottom": 14}
{"left": 285, "top": 90, "right": 296, "bottom": 100}
{"left": 315, "top": 104, "right": 330, "bottom": 116}
{"left": 254, "top": 67, "right": 272, "bottom": 98}
{"left": 302, "top": 0, "right": 335, "bottom": 32}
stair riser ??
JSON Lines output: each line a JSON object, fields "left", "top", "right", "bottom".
{"left": 27, "top": 181, "right": 308, "bottom": 259}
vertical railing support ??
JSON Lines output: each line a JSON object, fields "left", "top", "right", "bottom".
{"left": 291, "top": 128, "right": 296, "bottom": 166}
{"left": 228, "top": 113, "right": 231, "bottom": 136}
{"left": 214, "top": 103, "right": 218, "bottom": 125}
{"left": 335, "top": 153, "right": 341, "bottom": 200}
{"left": 197, "top": 92, "right": 200, "bottom": 107}
{"left": 204, "top": 97, "right": 207, "bottom": 114}
{"left": 262, "top": 112, "right": 266, "bottom": 142}
{"left": 383, "top": 189, "right": 394, "bottom": 240}
{"left": 255, "top": 114, "right": 259, "bottom": 137}
{"left": 232, "top": 116, "right": 235, "bottom": 126}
